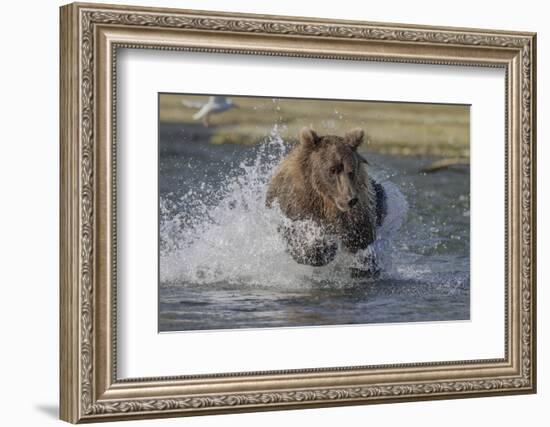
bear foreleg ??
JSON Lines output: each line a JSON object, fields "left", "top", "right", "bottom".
{"left": 280, "top": 224, "right": 337, "bottom": 267}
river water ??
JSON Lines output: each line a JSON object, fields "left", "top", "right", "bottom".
{"left": 158, "top": 124, "right": 470, "bottom": 332}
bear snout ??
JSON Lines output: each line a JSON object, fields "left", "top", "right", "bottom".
{"left": 335, "top": 195, "right": 359, "bottom": 212}
{"left": 348, "top": 197, "right": 359, "bottom": 208}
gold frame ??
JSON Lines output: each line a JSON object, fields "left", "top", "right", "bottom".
{"left": 60, "top": 2, "right": 537, "bottom": 423}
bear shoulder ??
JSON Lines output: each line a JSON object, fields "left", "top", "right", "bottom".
{"left": 266, "top": 144, "right": 319, "bottom": 220}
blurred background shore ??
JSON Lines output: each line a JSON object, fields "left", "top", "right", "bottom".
{"left": 159, "top": 94, "right": 470, "bottom": 158}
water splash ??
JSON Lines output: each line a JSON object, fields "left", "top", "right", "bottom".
{"left": 160, "top": 126, "right": 408, "bottom": 290}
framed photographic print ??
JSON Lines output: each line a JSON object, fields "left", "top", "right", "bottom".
{"left": 59, "top": 2, "right": 537, "bottom": 423}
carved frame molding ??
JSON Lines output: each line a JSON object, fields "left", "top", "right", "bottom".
{"left": 60, "top": 2, "right": 536, "bottom": 423}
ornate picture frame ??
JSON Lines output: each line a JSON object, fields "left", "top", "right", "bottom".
{"left": 60, "top": 2, "right": 536, "bottom": 423}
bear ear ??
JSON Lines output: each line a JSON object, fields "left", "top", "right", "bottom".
{"left": 299, "top": 127, "right": 319, "bottom": 149}
{"left": 345, "top": 128, "right": 364, "bottom": 150}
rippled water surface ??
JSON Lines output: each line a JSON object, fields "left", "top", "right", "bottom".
{"left": 159, "top": 124, "right": 470, "bottom": 332}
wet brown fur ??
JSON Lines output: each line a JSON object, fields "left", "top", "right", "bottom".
{"left": 266, "top": 128, "right": 378, "bottom": 262}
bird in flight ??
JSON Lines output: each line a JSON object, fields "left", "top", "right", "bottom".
{"left": 181, "top": 96, "right": 238, "bottom": 127}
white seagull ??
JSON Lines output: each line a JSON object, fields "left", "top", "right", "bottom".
{"left": 181, "top": 96, "right": 237, "bottom": 127}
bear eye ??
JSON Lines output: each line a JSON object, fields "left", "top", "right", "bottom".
{"left": 329, "top": 166, "right": 338, "bottom": 175}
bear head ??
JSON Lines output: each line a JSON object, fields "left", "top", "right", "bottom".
{"left": 299, "top": 127, "right": 368, "bottom": 213}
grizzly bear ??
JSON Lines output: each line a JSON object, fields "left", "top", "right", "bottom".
{"left": 266, "top": 127, "right": 386, "bottom": 276}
